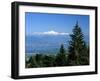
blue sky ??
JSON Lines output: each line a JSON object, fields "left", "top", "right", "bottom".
{"left": 25, "top": 12, "right": 89, "bottom": 35}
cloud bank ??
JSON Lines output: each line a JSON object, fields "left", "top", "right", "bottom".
{"left": 32, "top": 30, "right": 69, "bottom": 35}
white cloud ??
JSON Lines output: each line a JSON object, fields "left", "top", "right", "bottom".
{"left": 32, "top": 30, "right": 69, "bottom": 35}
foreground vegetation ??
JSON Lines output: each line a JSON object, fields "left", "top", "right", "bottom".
{"left": 25, "top": 22, "right": 89, "bottom": 68}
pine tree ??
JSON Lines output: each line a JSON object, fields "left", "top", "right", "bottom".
{"left": 28, "top": 56, "right": 39, "bottom": 68}
{"left": 55, "top": 44, "right": 67, "bottom": 66}
{"left": 68, "top": 21, "right": 89, "bottom": 65}
{"left": 42, "top": 55, "right": 55, "bottom": 67}
{"left": 35, "top": 54, "right": 44, "bottom": 67}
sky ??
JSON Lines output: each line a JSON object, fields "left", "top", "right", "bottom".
{"left": 25, "top": 12, "right": 89, "bottom": 36}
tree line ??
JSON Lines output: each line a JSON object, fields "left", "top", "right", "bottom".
{"left": 26, "top": 22, "right": 89, "bottom": 68}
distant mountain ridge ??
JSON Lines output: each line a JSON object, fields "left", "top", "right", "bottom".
{"left": 27, "top": 30, "right": 69, "bottom": 36}
{"left": 25, "top": 34, "right": 89, "bottom": 55}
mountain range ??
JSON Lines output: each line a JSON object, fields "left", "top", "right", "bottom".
{"left": 25, "top": 32, "right": 89, "bottom": 55}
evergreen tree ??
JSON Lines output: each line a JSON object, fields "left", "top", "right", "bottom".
{"left": 42, "top": 55, "right": 55, "bottom": 67}
{"left": 35, "top": 54, "right": 44, "bottom": 67}
{"left": 55, "top": 44, "right": 67, "bottom": 66}
{"left": 27, "top": 56, "right": 39, "bottom": 68}
{"left": 68, "top": 21, "right": 89, "bottom": 65}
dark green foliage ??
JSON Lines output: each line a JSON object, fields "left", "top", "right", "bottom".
{"left": 60, "top": 44, "right": 65, "bottom": 54}
{"left": 25, "top": 44, "right": 68, "bottom": 68}
{"left": 42, "top": 55, "right": 55, "bottom": 67}
{"left": 55, "top": 44, "right": 68, "bottom": 66}
{"left": 68, "top": 21, "right": 89, "bottom": 65}
{"left": 25, "top": 21, "right": 89, "bottom": 68}
{"left": 27, "top": 56, "right": 39, "bottom": 68}
{"left": 35, "top": 54, "right": 44, "bottom": 67}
